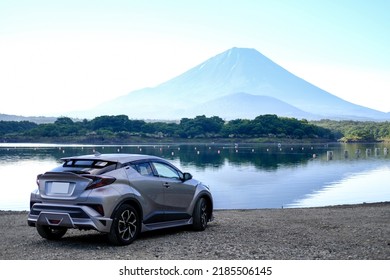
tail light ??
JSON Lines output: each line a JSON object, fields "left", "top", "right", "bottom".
{"left": 84, "top": 175, "right": 116, "bottom": 190}
{"left": 36, "top": 174, "right": 42, "bottom": 187}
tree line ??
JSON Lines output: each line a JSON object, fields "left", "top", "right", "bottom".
{"left": 3, "top": 114, "right": 390, "bottom": 142}
{"left": 312, "top": 119, "right": 390, "bottom": 142}
{"left": 0, "top": 114, "right": 335, "bottom": 142}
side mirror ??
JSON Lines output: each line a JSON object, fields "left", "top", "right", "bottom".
{"left": 182, "top": 172, "right": 193, "bottom": 181}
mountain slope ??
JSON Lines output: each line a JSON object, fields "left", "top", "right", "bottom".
{"left": 182, "top": 92, "right": 319, "bottom": 120}
{"left": 85, "top": 47, "right": 387, "bottom": 120}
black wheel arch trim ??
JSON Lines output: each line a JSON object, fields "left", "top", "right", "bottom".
{"left": 194, "top": 192, "right": 213, "bottom": 220}
{"left": 110, "top": 197, "right": 143, "bottom": 221}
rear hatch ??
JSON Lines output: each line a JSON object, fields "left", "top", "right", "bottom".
{"left": 38, "top": 172, "right": 94, "bottom": 201}
{"left": 37, "top": 158, "right": 118, "bottom": 202}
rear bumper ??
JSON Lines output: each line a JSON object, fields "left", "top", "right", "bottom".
{"left": 27, "top": 203, "right": 113, "bottom": 233}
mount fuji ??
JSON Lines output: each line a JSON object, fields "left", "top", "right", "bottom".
{"left": 84, "top": 47, "right": 388, "bottom": 120}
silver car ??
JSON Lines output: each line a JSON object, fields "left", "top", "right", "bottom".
{"left": 28, "top": 153, "right": 213, "bottom": 245}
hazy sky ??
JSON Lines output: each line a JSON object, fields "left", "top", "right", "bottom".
{"left": 1, "top": 0, "right": 389, "bottom": 116}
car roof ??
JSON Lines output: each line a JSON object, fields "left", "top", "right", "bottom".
{"left": 61, "top": 153, "right": 163, "bottom": 164}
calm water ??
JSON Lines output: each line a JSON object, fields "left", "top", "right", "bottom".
{"left": 1, "top": 142, "right": 390, "bottom": 210}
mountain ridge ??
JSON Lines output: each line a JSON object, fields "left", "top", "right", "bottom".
{"left": 0, "top": 113, "right": 58, "bottom": 124}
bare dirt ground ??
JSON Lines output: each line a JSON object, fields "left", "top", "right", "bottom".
{"left": 1, "top": 202, "right": 389, "bottom": 260}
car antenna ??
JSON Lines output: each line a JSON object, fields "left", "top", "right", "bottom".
{"left": 94, "top": 151, "right": 101, "bottom": 156}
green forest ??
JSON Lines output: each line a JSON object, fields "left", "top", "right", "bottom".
{"left": 1, "top": 114, "right": 390, "bottom": 143}
{"left": 312, "top": 119, "right": 390, "bottom": 142}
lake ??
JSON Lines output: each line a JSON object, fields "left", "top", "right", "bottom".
{"left": 1, "top": 142, "right": 390, "bottom": 210}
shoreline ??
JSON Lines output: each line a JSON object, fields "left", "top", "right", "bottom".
{"left": 2, "top": 201, "right": 389, "bottom": 214}
{"left": 1, "top": 201, "right": 389, "bottom": 213}
{"left": 1, "top": 202, "right": 389, "bottom": 260}
{"left": 0, "top": 137, "right": 338, "bottom": 145}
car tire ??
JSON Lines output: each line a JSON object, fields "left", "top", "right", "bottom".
{"left": 108, "top": 204, "right": 140, "bottom": 246}
{"left": 192, "top": 197, "right": 208, "bottom": 231}
{"left": 36, "top": 225, "right": 67, "bottom": 240}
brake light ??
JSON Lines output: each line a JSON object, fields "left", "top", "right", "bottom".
{"left": 84, "top": 176, "right": 116, "bottom": 190}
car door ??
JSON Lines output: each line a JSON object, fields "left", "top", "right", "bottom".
{"left": 151, "top": 161, "right": 196, "bottom": 221}
{"left": 125, "top": 162, "right": 165, "bottom": 224}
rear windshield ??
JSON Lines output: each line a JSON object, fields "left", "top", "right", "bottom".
{"left": 63, "top": 160, "right": 113, "bottom": 168}
{"left": 52, "top": 159, "right": 117, "bottom": 175}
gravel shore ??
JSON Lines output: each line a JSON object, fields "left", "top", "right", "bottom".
{"left": 1, "top": 202, "right": 389, "bottom": 260}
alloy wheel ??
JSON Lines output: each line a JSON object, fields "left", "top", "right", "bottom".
{"left": 118, "top": 209, "right": 137, "bottom": 241}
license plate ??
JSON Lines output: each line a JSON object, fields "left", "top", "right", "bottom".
{"left": 50, "top": 182, "right": 70, "bottom": 194}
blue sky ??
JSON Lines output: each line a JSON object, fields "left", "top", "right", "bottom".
{"left": 1, "top": 0, "right": 389, "bottom": 116}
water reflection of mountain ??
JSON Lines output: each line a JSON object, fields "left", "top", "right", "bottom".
{"left": 207, "top": 159, "right": 390, "bottom": 209}
{"left": 282, "top": 160, "right": 390, "bottom": 209}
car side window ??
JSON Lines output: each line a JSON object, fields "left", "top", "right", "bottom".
{"left": 131, "top": 162, "right": 154, "bottom": 176}
{"left": 152, "top": 162, "right": 180, "bottom": 179}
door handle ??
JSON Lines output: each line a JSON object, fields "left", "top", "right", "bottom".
{"left": 163, "top": 182, "right": 170, "bottom": 188}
